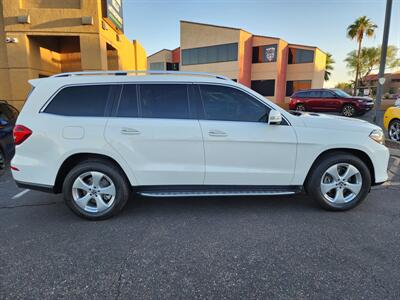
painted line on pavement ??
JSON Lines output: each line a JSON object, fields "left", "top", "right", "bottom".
{"left": 12, "top": 189, "right": 30, "bottom": 200}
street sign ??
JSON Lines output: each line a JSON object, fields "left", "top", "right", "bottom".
{"left": 105, "top": 0, "right": 124, "bottom": 32}
{"left": 378, "top": 77, "right": 386, "bottom": 85}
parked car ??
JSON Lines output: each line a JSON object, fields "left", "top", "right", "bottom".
{"left": 0, "top": 101, "right": 19, "bottom": 170}
{"left": 384, "top": 104, "right": 400, "bottom": 142}
{"left": 289, "top": 88, "right": 374, "bottom": 117}
{"left": 11, "top": 71, "right": 389, "bottom": 220}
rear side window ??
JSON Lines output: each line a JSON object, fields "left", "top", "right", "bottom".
{"left": 45, "top": 85, "right": 111, "bottom": 116}
{"left": 309, "top": 91, "right": 322, "bottom": 98}
{"left": 139, "top": 84, "right": 190, "bottom": 119}
{"left": 117, "top": 85, "right": 138, "bottom": 118}
{"left": 321, "top": 91, "right": 334, "bottom": 98}
{"left": 200, "top": 85, "right": 270, "bottom": 122}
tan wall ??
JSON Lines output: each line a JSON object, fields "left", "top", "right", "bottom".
{"left": 148, "top": 49, "right": 172, "bottom": 64}
{"left": 0, "top": 0, "right": 147, "bottom": 110}
{"left": 180, "top": 21, "right": 241, "bottom": 80}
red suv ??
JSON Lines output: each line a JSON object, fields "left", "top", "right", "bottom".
{"left": 289, "top": 89, "right": 374, "bottom": 117}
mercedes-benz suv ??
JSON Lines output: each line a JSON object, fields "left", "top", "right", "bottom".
{"left": 11, "top": 71, "right": 389, "bottom": 220}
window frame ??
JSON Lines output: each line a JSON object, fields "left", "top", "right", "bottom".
{"left": 41, "top": 83, "right": 118, "bottom": 117}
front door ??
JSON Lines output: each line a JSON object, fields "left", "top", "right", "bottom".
{"left": 198, "top": 84, "right": 297, "bottom": 186}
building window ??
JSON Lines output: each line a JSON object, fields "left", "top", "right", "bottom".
{"left": 252, "top": 44, "right": 278, "bottom": 63}
{"left": 286, "top": 80, "right": 312, "bottom": 96}
{"left": 288, "top": 48, "right": 314, "bottom": 64}
{"left": 392, "top": 79, "right": 400, "bottom": 83}
{"left": 181, "top": 43, "right": 238, "bottom": 65}
{"left": 149, "top": 62, "right": 165, "bottom": 70}
{"left": 251, "top": 80, "right": 275, "bottom": 96}
{"left": 166, "top": 62, "right": 179, "bottom": 71}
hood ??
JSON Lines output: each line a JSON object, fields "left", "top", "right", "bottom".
{"left": 292, "top": 112, "right": 379, "bottom": 133}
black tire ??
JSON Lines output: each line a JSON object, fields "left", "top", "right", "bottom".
{"left": 306, "top": 152, "right": 371, "bottom": 211}
{"left": 296, "top": 103, "right": 306, "bottom": 112}
{"left": 0, "top": 148, "right": 5, "bottom": 170}
{"left": 342, "top": 104, "right": 356, "bottom": 117}
{"left": 63, "top": 160, "right": 130, "bottom": 220}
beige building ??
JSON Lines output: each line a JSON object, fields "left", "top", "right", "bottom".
{"left": 0, "top": 0, "right": 147, "bottom": 110}
{"left": 149, "top": 21, "right": 327, "bottom": 107}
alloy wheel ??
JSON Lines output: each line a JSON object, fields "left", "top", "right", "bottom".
{"left": 342, "top": 105, "right": 355, "bottom": 117}
{"left": 296, "top": 104, "right": 306, "bottom": 112}
{"left": 72, "top": 171, "right": 116, "bottom": 213}
{"left": 389, "top": 121, "right": 400, "bottom": 141}
{"left": 320, "top": 163, "right": 362, "bottom": 204}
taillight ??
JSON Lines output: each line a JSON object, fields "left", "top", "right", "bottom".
{"left": 13, "top": 125, "right": 32, "bottom": 145}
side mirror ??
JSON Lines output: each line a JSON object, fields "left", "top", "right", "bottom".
{"left": 268, "top": 110, "right": 282, "bottom": 125}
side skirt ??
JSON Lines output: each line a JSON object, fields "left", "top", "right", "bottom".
{"left": 135, "top": 185, "right": 303, "bottom": 198}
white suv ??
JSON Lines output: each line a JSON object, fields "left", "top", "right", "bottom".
{"left": 12, "top": 71, "right": 389, "bottom": 220}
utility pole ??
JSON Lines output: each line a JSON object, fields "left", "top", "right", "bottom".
{"left": 374, "top": 0, "right": 393, "bottom": 127}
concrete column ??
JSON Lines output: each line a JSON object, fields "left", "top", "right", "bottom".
{"left": 80, "top": 35, "right": 107, "bottom": 71}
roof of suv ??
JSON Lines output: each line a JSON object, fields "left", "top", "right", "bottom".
{"left": 29, "top": 73, "right": 236, "bottom": 88}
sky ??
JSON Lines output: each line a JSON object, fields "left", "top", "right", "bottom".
{"left": 122, "top": 0, "right": 400, "bottom": 87}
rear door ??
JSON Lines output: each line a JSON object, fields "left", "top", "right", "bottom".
{"left": 105, "top": 83, "right": 205, "bottom": 186}
{"left": 197, "top": 84, "right": 297, "bottom": 186}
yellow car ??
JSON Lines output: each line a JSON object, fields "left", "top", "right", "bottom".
{"left": 384, "top": 105, "right": 400, "bottom": 141}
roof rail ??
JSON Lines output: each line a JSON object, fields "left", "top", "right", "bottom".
{"left": 50, "top": 70, "right": 231, "bottom": 81}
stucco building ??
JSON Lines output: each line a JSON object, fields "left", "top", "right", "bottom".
{"left": 148, "top": 21, "right": 327, "bottom": 107}
{"left": 0, "top": 0, "right": 147, "bottom": 110}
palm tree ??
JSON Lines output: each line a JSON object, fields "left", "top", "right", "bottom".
{"left": 324, "top": 53, "right": 335, "bottom": 81}
{"left": 347, "top": 16, "right": 377, "bottom": 95}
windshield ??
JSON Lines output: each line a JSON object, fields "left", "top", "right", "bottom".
{"left": 333, "top": 89, "right": 351, "bottom": 98}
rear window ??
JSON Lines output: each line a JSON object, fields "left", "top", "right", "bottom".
{"left": 45, "top": 85, "right": 111, "bottom": 116}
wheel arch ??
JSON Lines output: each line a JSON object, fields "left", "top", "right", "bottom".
{"left": 54, "top": 153, "right": 134, "bottom": 193}
{"left": 304, "top": 148, "right": 376, "bottom": 189}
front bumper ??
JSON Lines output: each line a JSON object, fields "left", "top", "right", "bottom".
{"left": 372, "top": 145, "right": 390, "bottom": 184}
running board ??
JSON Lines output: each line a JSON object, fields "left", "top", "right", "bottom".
{"left": 137, "top": 186, "right": 301, "bottom": 197}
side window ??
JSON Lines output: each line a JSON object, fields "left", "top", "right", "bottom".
{"left": 200, "top": 85, "right": 270, "bottom": 122}
{"left": 117, "top": 85, "right": 138, "bottom": 117}
{"left": 309, "top": 91, "right": 322, "bottom": 98}
{"left": 0, "top": 104, "right": 10, "bottom": 122}
{"left": 139, "top": 84, "right": 191, "bottom": 119}
{"left": 45, "top": 85, "right": 111, "bottom": 116}
{"left": 321, "top": 91, "right": 335, "bottom": 98}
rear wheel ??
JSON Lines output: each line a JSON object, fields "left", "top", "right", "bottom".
{"left": 296, "top": 103, "right": 306, "bottom": 112}
{"left": 388, "top": 119, "right": 400, "bottom": 142}
{"left": 306, "top": 153, "right": 371, "bottom": 211}
{"left": 342, "top": 104, "right": 356, "bottom": 117}
{"left": 63, "top": 160, "right": 130, "bottom": 220}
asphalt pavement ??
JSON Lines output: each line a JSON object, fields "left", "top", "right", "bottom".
{"left": 1, "top": 157, "right": 400, "bottom": 299}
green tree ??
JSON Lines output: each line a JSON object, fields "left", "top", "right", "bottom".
{"left": 335, "top": 82, "right": 353, "bottom": 94}
{"left": 346, "top": 16, "right": 377, "bottom": 95}
{"left": 324, "top": 53, "right": 335, "bottom": 81}
{"left": 345, "top": 45, "right": 399, "bottom": 84}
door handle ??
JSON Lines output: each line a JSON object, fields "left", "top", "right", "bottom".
{"left": 120, "top": 128, "right": 140, "bottom": 135}
{"left": 208, "top": 129, "right": 227, "bottom": 137}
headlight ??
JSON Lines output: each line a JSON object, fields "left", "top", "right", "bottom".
{"left": 369, "top": 129, "right": 385, "bottom": 144}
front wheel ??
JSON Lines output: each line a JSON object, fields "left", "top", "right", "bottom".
{"left": 342, "top": 104, "right": 356, "bottom": 117}
{"left": 63, "top": 160, "right": 130, "bottom": 220}
{"left": 388, "top": 120, "right": 400, "bottom": 141}
{"left": 306, "top": 153, "right": 371, "bottom": 211}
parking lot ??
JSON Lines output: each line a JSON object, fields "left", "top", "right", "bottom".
{"left": 1, "top": 153, "right": 400, "bottom": 299}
